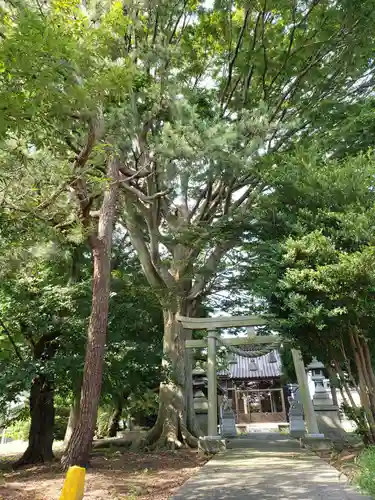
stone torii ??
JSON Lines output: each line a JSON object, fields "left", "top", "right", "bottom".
{"left": 177, "top": 314, "right": 319, "bottom": 437}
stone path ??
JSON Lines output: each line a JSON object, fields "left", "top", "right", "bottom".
{"left": 171, "top": 434, "right": 372, "bottom": 499}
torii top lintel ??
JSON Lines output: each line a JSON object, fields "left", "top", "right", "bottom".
{"left": 176, "top": 314, "right": 268, "bottom": 330}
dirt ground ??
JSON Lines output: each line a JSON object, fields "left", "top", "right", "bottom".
{"left": 0, "top": 448, "right": 208, "bottom": 499}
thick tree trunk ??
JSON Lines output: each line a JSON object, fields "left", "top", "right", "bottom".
{"left": 61, "top": 159, "right": 119, "bottom": 469}
{"left": 15, "top": 375, "right": 54, "bottom": 467}
{"left": 64, "top": 392, "right": 80, "bottom": 447}
{"left": 108, "top": 401, "right": 123, "bottom": 437}
{"left": 143, "top": 306, "right": 198, "bottom": 449}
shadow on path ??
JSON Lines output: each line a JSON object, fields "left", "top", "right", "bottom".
{"left": 171, "top": 434, "right": 371, "bottom": 500}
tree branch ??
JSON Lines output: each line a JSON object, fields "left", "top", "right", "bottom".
{"left": 68, "top": 112, "right": 105, "bottom": 228}
{"left": 187, "top": 241, "right": 235, "bottom": 300}
{"left": 221, "top": 8, "right": 250, "bottom": 105}
{"left": 190, "top": 179, "right": 214, "bottom": 223}
{"left": 260, "top": 5, "right": 270, "bottom": 100}
{"left": 169, "top": 0, "right": 188, "bottom": 44}
{"left": 268, "top": 0, "right": 322, "bottom": 95}
{"left": 243, "top": 12, "right": 262, "bottom": 106}
{"left": 119, "top": 177, "right": 170, "bottom": 202}
{"left": 0, "top": 319, "right": 23, "bottom": 362}
{"left": 121, "top": 198, "right": 168, "bottom": 291}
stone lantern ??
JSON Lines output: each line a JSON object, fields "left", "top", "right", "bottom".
{"left": 306, "top": 357, "right": 330, "bottom": 406}
{"left": 192, "top": 365, "right": 209, "bottom": 436}
{"left": 306, "top": 357, "right": 346, "bottom": 440}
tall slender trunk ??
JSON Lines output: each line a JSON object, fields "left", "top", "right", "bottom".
{"left": 339, "top": 386, "right": 349, "bottom": 407}
{"left": 327, "top": 366, "right": 339, "bottom": 407}
{"left": 333, "top": 358, "right": 357, "bottom": 408}
{"left": 15, "top": 375, "right": 54, "bottom": 467}
{"left": 350, "top": 331, "right": 375, "bottom": 443}
{"left": 61, "top": 159, "right": 119, "bottom": 469}
{"left": 362, "top": 340, "right": 375, "bottom": 409}
{"left": 344, "top": 383, "right": 357, "bottom": 408}
{"left": 354, "top": 331, "right": 375, "bottom": 410}
{"left": 64, "top": 392, "right": 81, "bottom": 447}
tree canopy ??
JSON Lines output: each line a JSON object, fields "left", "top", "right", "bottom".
{"left": 2, "top": 0, "right": 375, "bottom": 461}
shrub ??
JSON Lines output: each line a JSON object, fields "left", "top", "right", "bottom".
{"left": 355, "top": 446, "right": 375, "bottom": 496}
{"left": 5, "top": 419, "right": 30, "bottom": 441}
{"left": 96, "top": 407, "right": 111, "bottom": 438}
{"left": 54, "top": 406, "right": 70, "bottom": 441}
{"left": 4, "top": 405, "right": 69, "bottom": 442}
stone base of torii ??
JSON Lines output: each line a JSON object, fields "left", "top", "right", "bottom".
{"left": 177, "top": 314, "right": 322, "bottom": 441}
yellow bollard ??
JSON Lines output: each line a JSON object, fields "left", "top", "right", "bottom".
{"left": 60, "top": 465, "right": 86, "bottom": 500}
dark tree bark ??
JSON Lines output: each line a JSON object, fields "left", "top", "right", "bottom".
{"left": 108, "top": 401, "right": 123, "bottom": 437}
{"left": 61, "top": 158, "right": 119, "bottom": 469}
{"left": 15, "top": 375, "right": 55, "bottom": 467}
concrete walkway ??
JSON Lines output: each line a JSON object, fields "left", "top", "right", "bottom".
{"left": 171, "top": 435, "right": 372, "bottom": 499}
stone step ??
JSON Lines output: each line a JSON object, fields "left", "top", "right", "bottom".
{"left": 227, "top": 435, "right": 300, "bottom": 450}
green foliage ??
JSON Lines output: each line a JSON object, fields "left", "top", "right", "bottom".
{"left": 96, "top": 406, "right": 111, "bottom": 438}
{"left": 4, "top": 405, "right": 69, "bottom": 441}
{"left": 5, "top": 418, "right": 30, "bottom": 441}
{"left": 355, "top": 446, "right": 375, "bottom": 496}
{"left": 342, "top": 404, "right": 369, "bottom": 443}
{"left": 237, "top": 150, "right": 375, "bottom": 365}
{"left": 279, "top": 347, "right": 297, "bottom": 384}
{"left": 129, "top": 390, "right": 159, "bottom": 428}
{"left": 0, "top": 232, "right": 163, "bottom": 426}
{"left": 54, "top": 406, "right": 70, "bottom": 441}
{"left": 2, "top": 0, "right": 375, "bottom": 446}
{"left": 1, "top": 0, "right": 375, "bottom": 315}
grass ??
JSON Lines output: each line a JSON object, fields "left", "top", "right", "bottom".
{"left": 354, "top": 445, "right": 375, "bottom": 496}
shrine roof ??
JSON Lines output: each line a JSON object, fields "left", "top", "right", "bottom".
{"left": 218, "top": 350, "right": 282, "bottom": 380}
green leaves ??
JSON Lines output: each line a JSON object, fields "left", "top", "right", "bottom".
{"left": 239, "top": 147, "right": 375, "bottom": 367}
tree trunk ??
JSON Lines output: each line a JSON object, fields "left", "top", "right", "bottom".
{"left": 327, "top": 366, "right": 339, "bottom": 407}
{"left": 339, "top": 386, "right": 349, "bottom": 407}
{"left": 108, "top": 401, "right": 123, "bottom": 437}
{"left": 61, "top": 159, "right": 119, "bottom": 469}
{"left": 333, "top": 359, "right": 358, "bottom": 408}
{"left": 143, "top": 306, "right": 198, "bottom": 449}
{"left": 64, "top": 392, "right": 80, "bottom": 447}
{"left": 361, "top": 339, "right": 375, "bottom": 410}
{"left": 343, "top": 383, "right": 358, "bottom": 408}
{"left": 15, "top": 375, "right": 54, "bottom": 467}
{"left": 354, "top": 332, "right": 375, "bottom": 410}
{"left": 350, "top": 331, "right": 375, "bottom": 443}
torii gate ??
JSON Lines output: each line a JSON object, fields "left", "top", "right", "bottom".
{"left": 177, "top": 314, "right": 319, "bottom": 437}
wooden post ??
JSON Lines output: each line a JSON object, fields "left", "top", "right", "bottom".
{"left": 270, "top": 392, "right": 275, "bottom": 414}
{"left": 207, "top": 329, "right": 218, "bottom": 436}
{"left": 291, "top": 349, "right": 320, "bottom": 435}
{"left": 234, "top": 386, "right": 239, "bottom": 422}
{"left": 280, "top": 388, "right": 286, "bottom": 418}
